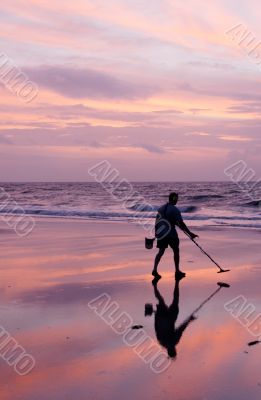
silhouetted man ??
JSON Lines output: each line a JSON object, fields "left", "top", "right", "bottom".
{"left": 153, "top": 192, "right": 198, "bottom": 279}
{"left": 145, "top": 279, "right": 196, "bottom": 358}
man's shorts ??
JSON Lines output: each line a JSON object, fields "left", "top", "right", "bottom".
{"left": 157, "top": 235, "right": 180, "bottom": 250}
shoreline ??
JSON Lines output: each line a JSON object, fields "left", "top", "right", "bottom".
{"left": 1, "top": 213, "right": 261, "bottom": 231}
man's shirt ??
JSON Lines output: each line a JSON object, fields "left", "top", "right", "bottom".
{"left": 155, "top": 203, "right": 183, "bottom": 239}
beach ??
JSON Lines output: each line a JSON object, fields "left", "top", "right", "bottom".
{"left": 0, "top": 218, "right": 260, "bottom": 399}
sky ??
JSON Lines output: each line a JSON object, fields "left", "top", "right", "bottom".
{"left": 0, "top": 0, "right": 260, "bottom": 181}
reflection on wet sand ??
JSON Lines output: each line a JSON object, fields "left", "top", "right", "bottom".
{"left": 146, "top": 279, "right": 230, "bottom": 359}
{"left": 0, "top": 219, "right": 260, "bottom": 400}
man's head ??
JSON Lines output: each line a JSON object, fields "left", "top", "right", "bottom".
{"left": 167, "top": 346, "right": 177, "bottom": 359}
{"left": 169, "top": 192, "right": 179, "bottom": 205}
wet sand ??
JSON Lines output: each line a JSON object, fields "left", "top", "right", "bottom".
{"left": 0, "top": 218, "right": 260, "bottom": 400}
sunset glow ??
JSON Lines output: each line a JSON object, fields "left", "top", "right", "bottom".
{"left": 0, "top": 0, "right": 260, "bottom": 180}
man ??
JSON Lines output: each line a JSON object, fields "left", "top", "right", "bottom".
{"left": 152, "top": 192, "right": 198, "bottom": 280}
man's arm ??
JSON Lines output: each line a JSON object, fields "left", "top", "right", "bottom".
{"left": 178, "top": 220, "right": 198, "bottom": 239}
{"left": 174, "top": 315, "right": 196, "bottom": 345}
{"left": 163, "top": 204, "right": 198, "bottom": 239}
{"left": 174, "top": 208, "right": 198, "bottom": 238}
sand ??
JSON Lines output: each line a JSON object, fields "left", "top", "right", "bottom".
{"left": 0, "top": 218, "right": 260, "bottom": 400}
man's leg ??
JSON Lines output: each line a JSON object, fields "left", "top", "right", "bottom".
{"left": 173, "top": 245, "right": 180, "bottom": 271}
{"left": 170, "top": 240, "right": 186, "bottom": 278}
{"left": 153, "top": 248, "right": 165, "bottom": 274}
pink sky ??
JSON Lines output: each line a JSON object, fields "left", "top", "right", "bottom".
{"left": 0, "top": 0, "right": 260, "bottom": 181}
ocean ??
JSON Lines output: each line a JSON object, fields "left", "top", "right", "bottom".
{"left": 0, "top": 182, "right": 260, "bottom": 230}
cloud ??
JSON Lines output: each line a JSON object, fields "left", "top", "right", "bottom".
{"left": 135, "top": 143, "right": 165, "bottom": 153}
{"left": 0, "top": 102, "right": 185, "bottom": 128}
{"left": 189, "top": 108, "right": 211, "bottom": 114}
{"left": 24, "top": 66, "right": 156, "bottom": 100}
{"left": 152, "top": 109, "right": 184, "bottom": 115}
{"left": 185, "top": 131, "right": 211, "bottom": 136}
{"left": 227, "top": 102, "right": 261, "bottom": 114}
{"left": 219, "top": 135, "right": 254, "bottom": 142}
{"left": 0, "top": 135, "right": 13, "bottom": 144}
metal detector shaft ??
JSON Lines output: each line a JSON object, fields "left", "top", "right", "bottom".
{"left": 190, "top": 283, "right": 230, "bottom": 316}
{"left": 191, "top": 238, "right": 223, "bottom": 270}
{"left": 183, "top": 230, "right": 224, "bottom": 272}
{"left": 192, "top": 287, "right": 221, "bottom": 315}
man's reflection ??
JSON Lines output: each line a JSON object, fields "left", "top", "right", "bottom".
{"left": 145, "top": 278, "right": 196, "bottom": 359}
{"left": 145, "top": 279, "right": 230, "bottom": 359}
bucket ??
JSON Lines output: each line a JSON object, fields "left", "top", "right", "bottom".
{"left": 145, "top": 237, "right": 155, "bottom": 249}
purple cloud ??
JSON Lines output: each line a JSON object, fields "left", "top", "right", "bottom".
{"left": 134, "top": 143, "right": 165, "bottom": 153}
{"left": 24, "top": 66, "right": 156, "bottom": 100}
{"left": 0, "top": 135, "right": 13, "bottom": 144}
{"left": 227, "top": 102, "right": 261, "bottom": 114}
